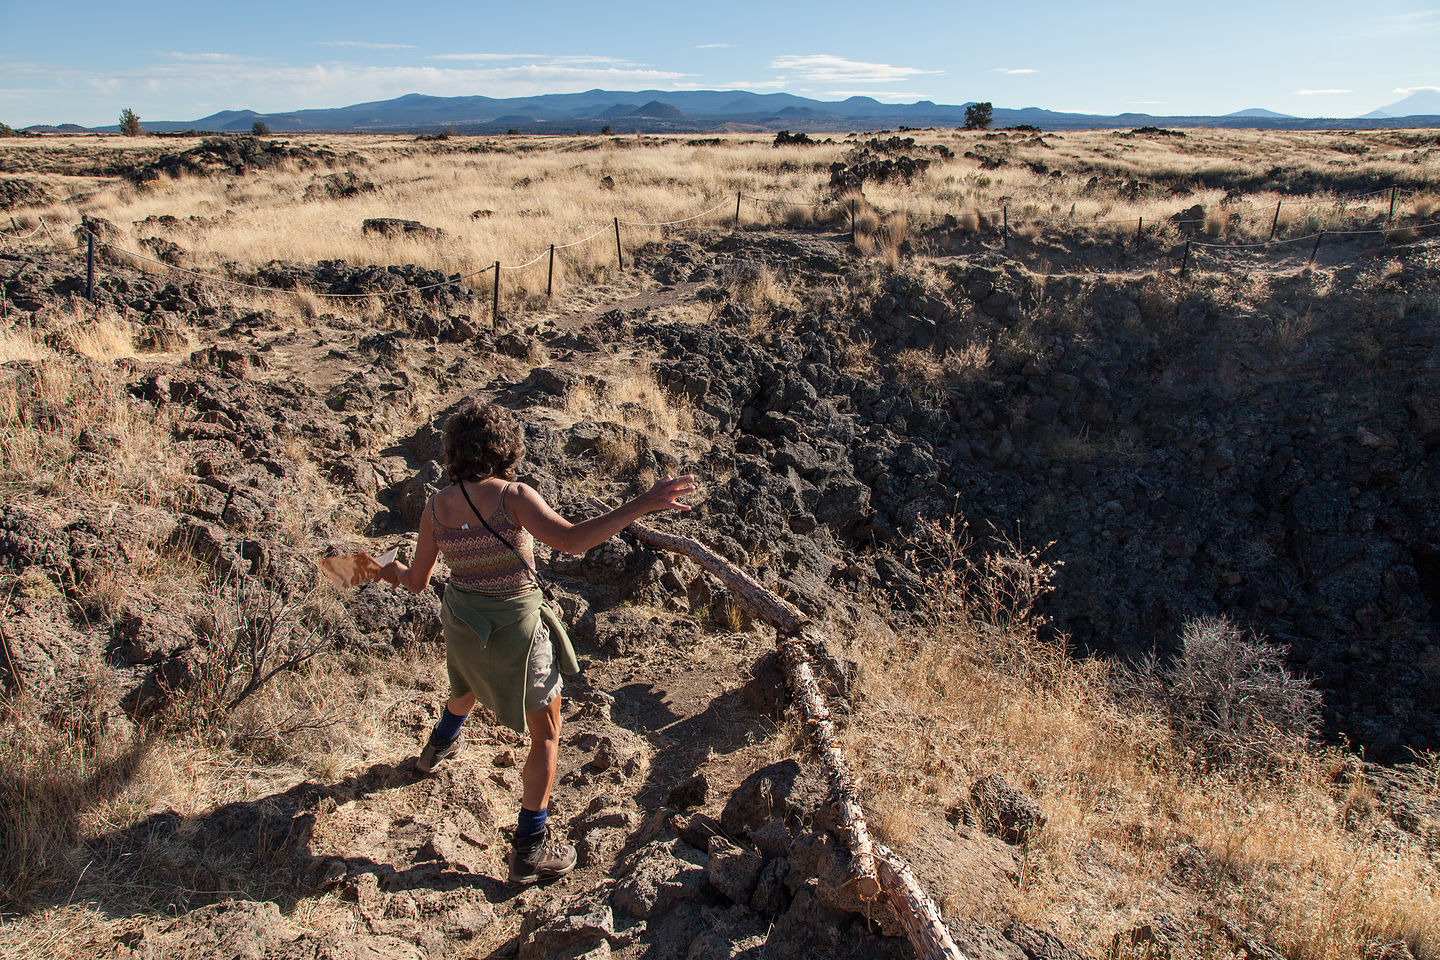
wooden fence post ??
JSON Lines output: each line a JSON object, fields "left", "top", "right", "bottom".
{"left": 850, "top": 199, "right": 856, "bottom": 243}
{"left": 546, "top": 244, "right": 555, "bottom": 297}
{"left": 613, "top": 217, "right": 623, "bottom": 271}
{"left": 1136, "top": 216, "right": 1143, "bottom": 250}
{"left": 1002, "top": 205, "right": 1009, "bottom": 249}
{"left": 1269, "top": 200, "right": 1282, "bottom": 241}
{"left": 1309, "top": 231, "right": 1324, "bottom": 266}
{"left": 492, "top": 261, "right": 500, "bottom": 325}
{"left": 1179, "top": 239, "right": 1191, "bottom": 278}
{"left": 734, "top": 191, "right": 742, "bottom": 227}
{"left": 86, "top": 232, "right": 95, "bottom": 303}
{"left": 1388, "top": 186, "right": 1397, "bottom": 225}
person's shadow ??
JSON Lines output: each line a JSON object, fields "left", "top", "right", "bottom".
{"left": 16, "top": 757, "right": 523, "bottom": 925}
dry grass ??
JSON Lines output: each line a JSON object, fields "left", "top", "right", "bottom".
{"left": 562, "top": 364, "right": 694, "bottom": 449}
{"left": 892, "top": 347, "right": 946, "bottom": 399}
{"left": 947, "top": 340, "right": 992, "bottom": 385}
{"left": 721, "top": 263, "right": 798, "bottom": 336}
{"left": 3, "top": 130, "right": 1432, "bottom": 310}
{"left": 0, "top": 681, "right": 145, "bottom": 908}
{"left": 0, "top": 353, "right": 184, "bottom": 503}
{"left": 841, "top": 516, "right": 1440, "bottom": 960}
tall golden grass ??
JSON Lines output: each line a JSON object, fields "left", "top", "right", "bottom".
{"left": 4, "top": 129, "right": 1433, "bottom": 295}
{"left": 841, "top": 516, "right": 1440, "bottom": 960}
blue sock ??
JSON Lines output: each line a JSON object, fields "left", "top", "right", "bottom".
{"left": 433, "top": 706, "right": 467, "bottom": 742}
{"left": 517, "top": 806, "right": 547, "bottom": 840}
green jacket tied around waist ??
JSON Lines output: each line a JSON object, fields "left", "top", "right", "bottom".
{"left": 439, "top": 584, "right": 579, "bottom": 734}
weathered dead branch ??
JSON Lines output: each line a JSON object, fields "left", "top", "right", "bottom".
{"left": 598, "top": 504, "right": 962, "bottom": 957}
{"left": 875, "top": 843, "right": 967, "bottom": 960}
{"left": 587, "top": 497, "right": 808, "bottom": 632}
{"left": 778, "top": 628, "right": 881, "bottom": 900}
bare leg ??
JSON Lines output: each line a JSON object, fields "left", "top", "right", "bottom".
{"left": 447, "top": 691, "right": 477, "bottom": 717}
{"left": 521, "top": 695, "right": 563, "bottom": 811}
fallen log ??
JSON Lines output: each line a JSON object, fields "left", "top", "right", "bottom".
{"left": 778, "top": 629, "right": 881, "bottom": 900}
{"left": 586, "top": 497, "right": 809, "bottom": 632}
{"left": 594, "top": 505, "right": 965, "bottom": 957}
{"left": 875, "top": 843, "right": 967, "bottom": 960}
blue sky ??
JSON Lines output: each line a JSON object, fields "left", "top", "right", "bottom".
{"left": 1, "top": 0, "right": 1437, "bottom": 126}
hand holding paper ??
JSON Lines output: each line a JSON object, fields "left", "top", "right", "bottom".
{"left": 319, "top": 547, "right": 398, "bottom": 590}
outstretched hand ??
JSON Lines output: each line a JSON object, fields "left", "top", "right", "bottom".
{"left": 638, "top": 474, "right": 696, "bottom": 514}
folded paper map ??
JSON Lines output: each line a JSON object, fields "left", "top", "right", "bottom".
{"left": 319, "top": 548, "right": 398, "bottom": 590}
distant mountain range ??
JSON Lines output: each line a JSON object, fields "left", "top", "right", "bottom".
{"left": 25, "top": 89, "right": 1440, "bottom": 135}
{"left": 1363, "top": 88, "right": 1440, "bottom": 119}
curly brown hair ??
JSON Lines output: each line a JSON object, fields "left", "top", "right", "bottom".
{"left": 443, "top": 398, "right": 524, "bottom": 483}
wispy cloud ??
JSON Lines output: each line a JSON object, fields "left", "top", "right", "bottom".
{"left": 159, "top": 52, "right": 254, "bottom": 63}
{"left": 726, "top": 79, "right": 791, "bottom": 90}
{"left": 991, "top": 68, "right": 1037, "bottom": 75}
{"left": 768, "top": 54, "right": 940, "bottom": 84}
{"left": 695, "top": 43, "right": 734, "bottom": 49}
{"left": 428, "top": 53, "right": 546, "bottom": 61}
{"left": 0, "top": 55, "right": 693, "bottom": 123}
{"left": 1133, "top": 99, "right": 1166, "bottom": 105}
{"left": 428, "top": 53, "right": 632, "bottom": 66}
{"left": 1375, "top": 10, "right": 1440, "bottom": 32}
{"left": 1293, "top": 88, "right": 1352, "bottom": 95}
{"left": 316, "top": 41, "right": 415, "bottom": 50}
{"left": 826, "top": 90, "right": 931, "bottom": 102}
{"left": 1394, "top": 85, "right": 1440, "bottom": 95}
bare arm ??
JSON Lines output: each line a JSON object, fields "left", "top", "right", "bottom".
{"left": 509, "top": 474, "right": 695, "bottom": 555}
{"left": 378, "top": 498, "right": 442, "bottom": 593}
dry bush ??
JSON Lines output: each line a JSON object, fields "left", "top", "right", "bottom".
{"left": 892, "top": 347, "right": 946, "bottom": 400}
{"left": 833, "top": 333, "right": 875, "bottom": 373}
{"left": 1117, "top": 616, "right": 1320, "bottom": 763}
{"left": 0, "top": 322, "right": 48, "bottom": 364}
{"left": 781, "top": 203, "right": 814, "bottom": 228}
{"left": 183, "top": 574, "right": 336, "bottom": 728}
{"left": 841, "top": 512, "right": 1440, "bottom": 960}
{"left": 594, "top": 430, "right": 641, "bottom": 472}
{"left": 855, "top": 210, "right": 909, "bottom": 266}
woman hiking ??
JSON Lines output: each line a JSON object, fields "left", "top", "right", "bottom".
{"left": 377, "top": 398, "right": 694, "bottom": 884}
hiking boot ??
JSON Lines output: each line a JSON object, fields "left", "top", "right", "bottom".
{"left": 508, "top": 824, "right": 577, "bottom": 884}
{"left": 416, "top": 728, "right": 464, "bottom": 774}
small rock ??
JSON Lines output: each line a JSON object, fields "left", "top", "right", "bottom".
{"left": 706, "top": 836, "right": 763, "bottom": 905}
{"left": 362, "top": 217, "right": 444, "bottom": 239}
{"left": 612, "top": 839, "right": 708, "bottom": 919}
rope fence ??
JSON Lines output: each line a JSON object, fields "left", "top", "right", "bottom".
{"left": 1, "top": 181, "right": 1435, "bottom": 328}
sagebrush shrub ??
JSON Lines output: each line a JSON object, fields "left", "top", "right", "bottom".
{"left": 1122, "top": 615, "right": 1320, "bottom": 762}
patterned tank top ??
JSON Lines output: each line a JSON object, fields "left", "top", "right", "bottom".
{"left": 430, "top": 482, "right": 537, "bottom": 597}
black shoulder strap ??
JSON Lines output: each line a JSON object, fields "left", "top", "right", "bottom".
{"left": 456, "top": 482, "right": 552, "bottom": 597}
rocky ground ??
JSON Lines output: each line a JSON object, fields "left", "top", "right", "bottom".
{"left": 2, "top": 204, "right": 1438, "bottom": 958}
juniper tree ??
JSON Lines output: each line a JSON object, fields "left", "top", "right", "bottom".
{"left": 963, "top": 102, "right": 994, "bottom": 131}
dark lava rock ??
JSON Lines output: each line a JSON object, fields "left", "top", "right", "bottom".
{"left": 969, "top": 773, "right": 1046, "bottom": 844}
{"left": 362, "top": 218, "right": 444, "bottom": 240}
